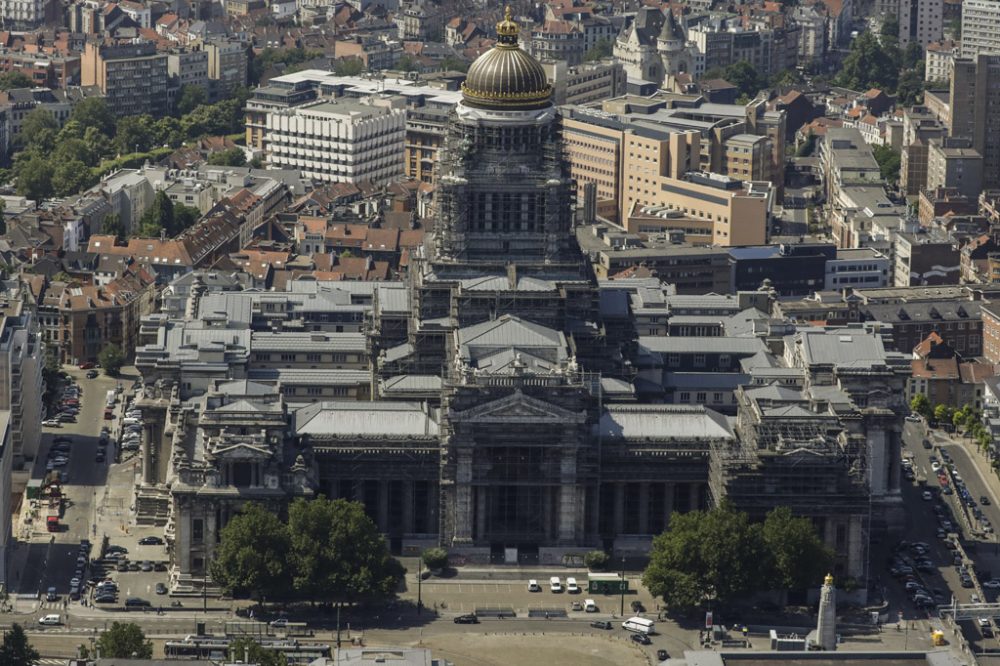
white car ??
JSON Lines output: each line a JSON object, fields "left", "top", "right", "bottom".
{"left": 983, "top": 579, "right": 1000, "bottom": 589}
{"left": 42, "top": 419, "right": 60, "bottom": 427}
{"left": 566, "top": 577, "right": 580, "bottom": 593}
{"left": 906, "top": 415, "right": 922, "bottom": 422}
{"left": 931, "top": 462, "right": 942, "bottom": 472}
{"left": 38, "top": 614, "right": 61, "bottom": 626}
{"left": 528, "top": 579, "right": 540, "bottom": 592}
{"left": 549, "top": 576, "right": 562, "bottom": 592}
{"left": 922, "top": 491, "right": 933, "bottom": 501}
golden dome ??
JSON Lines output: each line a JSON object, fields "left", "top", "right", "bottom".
{"left": 461, "top": 6, "right": 552, "bottom": 110}
{"left": 824, "top": 573, "right": 834, "bottom": 586}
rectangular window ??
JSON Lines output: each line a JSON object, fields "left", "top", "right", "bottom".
{"left": 693, "top": 354, "right": 706, "bottom": 368}
{"left": 192, "top": 519, "right": 203, "bottom": 543}
{"left": 280, "top": 353, "right": 295, "bottom": 362}
{"left": 306, "top": 353, "right": 322, "bottom": 362}
{"left": 679, "top": 392, "right": 690, "bottom": 402}
{"left": 307, "top": 387, "right": 322, "bottom": 396}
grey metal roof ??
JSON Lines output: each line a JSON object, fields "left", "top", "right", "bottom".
{"left": 248, "top": 368, "right": 371, "bottom": 385}
{"left": 595, "top": 405, "right": 734, "bottom": 440}
{"left": 794, "top": 328, "right": 888, "bottom": 368}
{"left": 380, "top": 375, "right": 443, "bottom": 392}
{"left": 251, "top": 331, "right": 366, "bottom": 352}
{"left": 638, "top": 336, "right": 766, "bottom": 355}
{"left": 458, "top": 315, "right": 565, "bottom": 351}
{"left": 294, "top": 401, "right": 439, "bottom": 437}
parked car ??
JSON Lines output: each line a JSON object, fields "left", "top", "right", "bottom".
{"left": 42, "top": 419, "right": 61, "bottom": 427}
{"left": 138, "top": 536, "right": 164, "bottom": 546}
{"left": 657, "top": 650, "right": 669, "bottom": 661}
{"left": 125, "top": 597, "right": 151, "bottom": 607}
{"left": 590, "top": 620, "right": 612, "bottom": 630}
{"left": 566, "top": 577, "right": 580, "bottom": 594}
{"left": 630, "top": 633, "right": 652, "bottom": 646}
{"left": 85, "top": 370, "right": 99, "bottom": 379}
{"left": 454, "top": 614, "right": 479, "bottom": 624}
{"left": 155, "top": 583, "right": 168, "bottom": 595}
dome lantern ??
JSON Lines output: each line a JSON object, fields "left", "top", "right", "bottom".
{"left": 460, "top": 5, "right": 553, "bottom": 111}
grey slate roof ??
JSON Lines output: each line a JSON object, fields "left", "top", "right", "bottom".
{"left": 595, "top": 405, "right": 734, "bottom": 440}
{"left": 294, "top": 401, "right": 439, "bottom": 437}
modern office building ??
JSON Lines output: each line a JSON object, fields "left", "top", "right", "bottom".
{"left": 264, "top": 99, "right": 406, "bottom": 185}
{"left": 81, "top": 40, "right": 169, "bottom": 118}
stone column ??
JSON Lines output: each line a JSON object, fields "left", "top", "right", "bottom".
{"left": 475, "top": 487, "right": 487, "bottom": 542}
{"left": 205, "top": 504, "right": 217, "bottom": 566}
{"left": 402, "top": 481, "right": 415, "bottom": 534}
{"left": 613, "top": 483, "right": 625, "bottom": 536}
{"left": 688, "top": 483, "right": 700, "bottom": 512}
{"left": 353, "top": 479, "right": 364, "bottom": 502}
{"left": 454, "top": 452, "right": 473, "bottom": 544}
{"left": 638, "top": 482, "right": 650, "bottom": 535}
{"left": 378, "top": 481, "right": 390, "bottom": 532}
{"left": 558, "top": 485, "right": 579, "bottom": 543}
{"left": 663, "top": 482, "right": 675, "bottom": 531}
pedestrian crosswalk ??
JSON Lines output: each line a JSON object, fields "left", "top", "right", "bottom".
{"left": 36, "top": 659, "right": 69, "bottom": 665}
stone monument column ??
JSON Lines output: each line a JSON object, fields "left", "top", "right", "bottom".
{"left": 816, "top": 573, "right": 837, "bottom": 651}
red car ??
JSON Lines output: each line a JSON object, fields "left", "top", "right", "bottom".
{"left": 79, "top": 362, "right": 95, "bottom": 370}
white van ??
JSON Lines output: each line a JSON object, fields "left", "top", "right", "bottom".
{"left": 584, "top": 599, "right": 597, "bottom": 612}
{"left": 622, "top": 616, "right": 655, "bottom": 634}
{"left": 566, "top": 577, "right": 580, "bottom": 593}
{"left": 549, "top": 576, "right": 562, "bottom": 592}
{"left": 39, "top": 614, "right": 61, "bottom": 625}
{"left": 528, "top": 579, "right": 541, "bottom": 592}
{"left": 122, "top": 417, "right": 141, "bottom": 426}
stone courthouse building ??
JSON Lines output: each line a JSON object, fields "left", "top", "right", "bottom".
{"left": 134, "top": 10, "right": 909, "bottom": 594}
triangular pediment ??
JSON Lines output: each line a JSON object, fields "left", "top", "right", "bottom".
{"left": 210, "top": 441, "right": 273, "bottom": 459}
{"left": 450, "top": 389, "right": 586, "bottom": 424}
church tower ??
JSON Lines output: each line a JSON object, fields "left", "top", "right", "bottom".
{"left": 656, "top": 9, "right": 690, "bottom": 78}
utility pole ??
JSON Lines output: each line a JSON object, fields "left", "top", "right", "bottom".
{"left": 619, "top": 557, "right": 626, "bottom": 617}
{"left": 336, "top": 602, "right": 342, "bottom": 649}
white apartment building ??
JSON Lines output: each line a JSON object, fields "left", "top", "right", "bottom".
{"left": 0, "top": 303, "right": 43, "bottom": 466}
{"left": 925, "top": 39, "right": 958, "bottom": 82}
{"left": 962, "top": 0, "right": 1000, "bottom": 57}
{"left": 898, "top": 0, "right": 943, "bottom": 47}
{"left": 264, "top": 99, "right": 406, "bottom": 186}
{"left": 0, "top": 0, "right": 47, "bottom": 27}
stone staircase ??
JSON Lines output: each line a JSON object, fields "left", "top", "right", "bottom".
{"left": 135, "top": 485, "right": 171, "bottom": 526}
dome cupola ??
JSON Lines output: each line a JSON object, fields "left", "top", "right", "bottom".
{"left": 461, "top": 6, "right": 553, "bottom": 111}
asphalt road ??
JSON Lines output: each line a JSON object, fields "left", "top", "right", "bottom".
{"left": 14, "top": 368, "right": 133, "bottom": 599}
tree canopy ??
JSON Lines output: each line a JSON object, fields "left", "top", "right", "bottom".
{"left": 94, "top": 622, "right": 153, "bottom": 659}
{"left": 98, "top": 344, "right": 125, "bottom": 376}
{"left": 0, "top": 624, "right": 40, "bottom": 666}
{"left": 834, "top": 32, "right": 899, "bottom": 91}
{"left": 207, "top": 147, "right": 247, "bottom": 167}
{"left": 643, "top": 503, "right": 830, "bottom": 613}
{"left": 288, "top": 496, "right": 404, "bottom": 604}
{"left": 0, "top": 71, "right": 34, "bottom": 90}
{"left": 873, "top": 145, "right": 901, "bottom": 183}
{"left": 584, "top": 38, "right": 613, "bottom": 62}
{"left": 229, "top": 637, "right": 288, "bottom": 666}
{"left": 211, "top": 502, "right": 292, "bottom": 601}
{"left": 212, "top": 498, "right": 403, "bottom": 604}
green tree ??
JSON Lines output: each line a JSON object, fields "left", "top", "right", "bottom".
{"left": 948, "top": 17, "right": 961, "bottom": 39}
{"left": 796, "top": 134, "right": 817, "bottom": 157}
{"left": 18, "top": 108, "right": 58, "bottom": 150}
{"left": 934, "top": 403, "right": 953, "bottom": 424}
{"left": 873, "top": 145, "right": 901, "bottom": 182}
{"left": 333, "top": 58, "right": 365, "bottom": 76}
{"left": 0, "top": 623, "right": 40, "bottom": 666}
{"left": 722, "top": 60, "right": 764, "bottom": 98}
{"left": 954, "top": 408, "right": 969, "bottom": 431}
{"left": 94, "top": 622, "right": 152, "bottom": 659}
{"left": 115, "top": 115, "right": 157, "bottom": 155}
{"left": 176, "top": 84, "right": 208, "bottom": 116}
{"left": 83, "top": 126, "right": 113, "bottom": 161}
{"left": 207, "top": 147, "right": 247, "bottom": 167}
{"left": 98, "top": 343, "right": 125, "bottom": 376}
{"left": 70, "top": 97, "right": 116, "bottom": 139}
{"left": 101, "top": 213, "right": 125, "bottom": 241}
{"left": 771, "top": 68, "right": 803, "bottom": 88}
{"left": 137, "top": 190, "right": 174, "bottom": 238}
{"left": 879, "top": 16, "right": 899, "bottom": 41}
{"left": 172, "top": 204, "right": 201, "bottom": 234}
{"left": 762, "top": 506, "right": 833, "bottom": 591}
{"left": 14, "top": 154, "right": 53, "bottom": 202}
{"left": 51, "top": 160, "right": 96, "bottom": 197}
{"left": 584, "top": 38, "right": 613, "bottom": 61}
{"left": 211, "top": 503, "right": 292, "bottom": 602}
{"left": 288, "top": 496, "right": 404, "bottom": 605}
{"left": 57, "top": 119, "right": 85, "bottom": 142}
{"left": 53, "top": 138, "right": 98, "bottom": 167}
{"left": 584, "top": 549, "right": 610, "bottom": 571}
{"left": 910, "top": 393, "right": 932, "bottom": 419}
{"left": 834, "top": 32, "right": 898, "bottom": 91}
{"left": 0, "top": 71, "right": 34, "bottom": 90}
{"left": 228, "top": 637, "right": 287, "bottom": 666}
{"left": 643, "top": 503, "right": 770, "bottom": 612}
{"left": 421, "top": 547, "right": 448, "bottom": 571}
{"left": 895, "top": 68, "right": 924, "bottom": 106}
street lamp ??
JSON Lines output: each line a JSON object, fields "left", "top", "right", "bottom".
{"left": 417, "top": 557, "right": 423, "bottom": 616}
{"left": 619, "top": 556, "right": 626, "bottom": 617}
